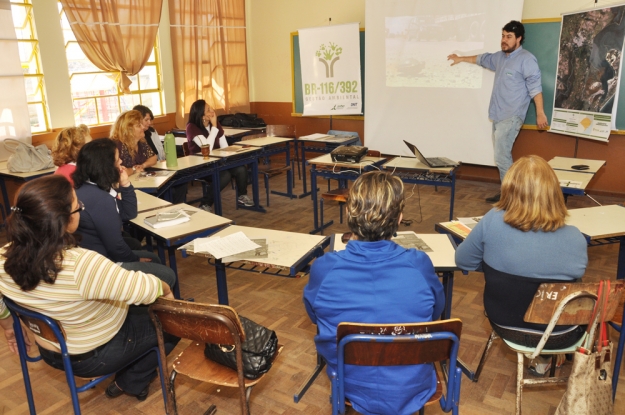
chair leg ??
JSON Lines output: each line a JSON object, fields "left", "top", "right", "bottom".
{"left": 263, "top": 174, "right": 270, "bottom": 206}
{"left": 516, "top": 353, "right": 524, "bottom": 415}
{"left": 245, "top": 386, "right": 254, "bottom": 415}
{"left": 338, "top": 202, "right": 344, "bottom": 224}
{"left": 166, "top": 370, "right": 179, "bottom": 415}
{"left": 474, "top": 330, "right": 498, "bottom": 382}
{"left": 320, "top": 199, "right": 325, "bottom": 235}
{"left": 613, "top": 321, "right": 624, "bottom": 399}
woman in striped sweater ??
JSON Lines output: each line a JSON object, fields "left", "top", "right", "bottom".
{"left": 0, "top": 175, "right": 178, "bottom": 401}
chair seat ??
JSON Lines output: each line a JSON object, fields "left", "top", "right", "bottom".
{"left": 173, "top": 341, "right": 283, "bottom": 388}
{"left": 321, "top": 188, "right": 349, "bottom": 203}
{"left": 501, "top": 332, "right": 585, "bottom": 356}
{"left": 259, "top": 164, "right": 291, "bottom": 178}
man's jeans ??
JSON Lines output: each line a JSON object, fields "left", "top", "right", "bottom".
{"left": 492, "top": 116, "right": 523, "bottom": 183}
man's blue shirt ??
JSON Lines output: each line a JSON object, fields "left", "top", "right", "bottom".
{"left": 477, "top": 46, "right": 542, "bottom": 122}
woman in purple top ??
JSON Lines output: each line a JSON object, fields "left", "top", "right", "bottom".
{"left": 185, "top": 99, "right": 252, "bottom": 211}
{"left": 111, "top": 110, "right": 157, "bottom": 176}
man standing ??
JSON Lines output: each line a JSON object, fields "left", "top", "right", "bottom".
{"left": 448, "top": 20, "right": 548, "bottom": 203}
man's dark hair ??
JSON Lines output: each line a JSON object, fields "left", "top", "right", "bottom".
{"left": 72, "top": 138, "right": 120, "bottom": 191}
{"left": 503, "top": 20, "right": 524, "bottom": 45}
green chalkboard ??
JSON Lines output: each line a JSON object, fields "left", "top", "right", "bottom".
{"left": 291, "top": 30, "right": 365, "bottom": 115}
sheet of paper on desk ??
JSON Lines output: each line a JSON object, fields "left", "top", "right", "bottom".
{"left": 439, "top": 220, "right": 473, "bottom": 239}
{"left": 457, "top": 216, "right": 483, "bottom": 230}
{"left": 392, "top": 234, "right": 432, "bottom": 252}
{"left": 299, "top": 133, "right": 332, "bottom": 140}
{"left": 193, "top": 231, "right": 261, "bottom": 259}
{"left": 221, "top": 238, "right": 268, "bottom": 262}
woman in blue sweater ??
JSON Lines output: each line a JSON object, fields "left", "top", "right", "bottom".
{"left": 72, "top": 139, "right": 176, "bottom": 289}
{"left": 303, "top": 171, "right": 445, "bottom": 415}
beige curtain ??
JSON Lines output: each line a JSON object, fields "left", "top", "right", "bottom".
{"left": 169, "top": 0, "right": 250, "bottom": 127}
{"left": 60, "top": 0, "right": 162, "bottom": 93}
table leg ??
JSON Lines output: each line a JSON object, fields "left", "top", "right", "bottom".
{"left": 270, "top": 142, "right": 296, "bottom": 199}
{"left": 215, "top": 260, "right": 229, "bottom": 305}
{"left": 309, "top": 166, "right": 333, "bottom": 234}
{"left": 617, "top": 236, "right": 624, "bottom": 280}
{"left": 298, "top": 145, "right": 312, "bottom": 199}
{"left": 212, "top": 170, "right": 222, "bottom": 216}
{"left": 441, "top": 271, "right": 453, "bottom": 320}
{"left": 293, "top": 353, "right": 326, "bottom": 403}
{"left": 449, "top": 173, "right": 456, "bottom": 221}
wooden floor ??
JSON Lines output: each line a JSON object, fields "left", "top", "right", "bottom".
{"left": 1, "top": 167, "right": 624, "bottom": 414}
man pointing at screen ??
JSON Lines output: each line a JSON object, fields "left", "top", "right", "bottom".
{"left": 448, "top": 20, "right": 548, "bottom": 203}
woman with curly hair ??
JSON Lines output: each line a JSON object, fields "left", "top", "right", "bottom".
{"left": 52, "top": 124, "right": 91, "bottom": 185}
{"left": 110, "top": 110, "right": 157, "bottom": 175}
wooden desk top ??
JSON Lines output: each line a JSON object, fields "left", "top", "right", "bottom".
{"left": 153, "top": 156, "right": 219, "bottom": 171}
{"left": 566, "top": 205, "right": 625, "bottom": 240}
{"left": 307, "top": 153, "right": 386, "bottom": 169}
{"left": 135, "top": 190, "right": 172, "bottom": 213}
{"left": 210, "top": 145, "right": 260, "bottom": 158}
{"left": 183, "top": 224, "right": 328, "bottom": 270}
{"left": 554, "top": 170, "right": 595, "bottom": 191}
{"left": 240, "top": 136, "right": 293, "bottom": 146}
{"left": 0, "top": 161, "right": 56, "bottom": 179}
{"left": 130, "top": 204, "right": 232, "bottom": 243}
{"left": 549, "top": 156, "right": 606, "bottom": 173}
{"left": 332, "top": 232, "right": 457, "bottom": 270}
{"left": 298, "top": 134, "right": 358, "bottom": 144}
{"left": 128, "top": 170, "right": 175, "bottom": 191}
{"left": 222, "top": 128, "right": 251, "bottom": 136}
{"left": 383, "top": 156, "right": 455, "bottom": 173}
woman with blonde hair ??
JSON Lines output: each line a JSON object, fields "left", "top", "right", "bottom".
{"left": 110, "top": 110, "right": 157, "bottom": 175}
{"left": 52, "top": 124, "right": 91, "bottom": 185}
{"left": 304, "top": 171, "right": 444, "bottom": 414}
{"left": 455, "top": 155, "right": 588, "bottom": 372}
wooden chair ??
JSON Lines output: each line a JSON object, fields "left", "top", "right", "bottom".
{"left": 319, "top": 150, "right": 382, "bottom": 233}
{"left": 331, "top": 319, "right": 462, "bottom": 415}
{"left": 3, "top": 297, "right": 167, "bottom": 415}
{"left": 266, "top": 125, "right": 299, "bottom": 179}
{"left": 473, "top": 280, "right": 624, "bottom": 415}
{"left": 243, "top": 132, "right": 292, "bottom": 206}
{"left": 148, "top": 298, "right": 282, "bottom": 415}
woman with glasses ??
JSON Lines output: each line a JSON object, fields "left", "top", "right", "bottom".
{"left": 0, "top": 175, "right": 179, "bottom": 401}
{"left": 72, "top": 139, "right": 176, "bottom": 288}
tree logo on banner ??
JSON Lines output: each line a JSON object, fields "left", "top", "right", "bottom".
{"left": 315, "top": 42, "right": 343, "bottom": 78}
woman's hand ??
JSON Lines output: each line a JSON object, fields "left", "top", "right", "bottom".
{"left": 118, "top": 165, "right": 131, "bottom": 186}
{"left": 133, "top": 164, "right": 146, "bottom": 173}
{"left": 208, "top": 108, "right": 217, "bottom": 127}
{"left": 1, "top": 318, "right": 30, "bottom": 355}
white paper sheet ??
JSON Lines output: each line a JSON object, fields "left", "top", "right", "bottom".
{"left": 193, "top": 231, "right": 261, "bottom": 259}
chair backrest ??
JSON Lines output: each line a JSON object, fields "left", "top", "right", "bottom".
{"left": 149, "top": 298, "right": 245, "bottom": 345}
{"left": 366, "top": 150, "right": 381, "bottom": 157}
{"left": 524, "top": 281, "right": 624, "bottom": 325}
{"left": 337, "top": 319, "right": 462, "bottom": 366}
{"left": 182, "top": 141, "right": 191, "bottom": 156}
{"left": 266, "top": 125, "right": 295, "bottom": 138}
{"left": 4, "top": 296, "right": 66, "bottom": 348}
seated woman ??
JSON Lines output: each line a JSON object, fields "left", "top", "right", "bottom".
{"left": 72, "top": 139, "right": 176, "bottom": 289}
{"left": 111, "top": 110, "right": 157, "bottom": 175}
{"left": 0, "top": 175, "right": 178, "bottom": 400}
{"left": 303, "top": 171, "right": 445, "bottom": 415}
{"left": 133, "top": 105, "right": 165, "bottom": 161}
{"left": 52, "top": 124, "right": 91, "bottom": 185}
{"left": 455, "top": 155, "right": 588, "bottom": 369}
{"left": 186, "top": 99, "right": 253, "bottom": 211}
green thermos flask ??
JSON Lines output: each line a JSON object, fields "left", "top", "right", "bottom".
{"left": 164, "top": 131, "right": 178, "bottom": 168}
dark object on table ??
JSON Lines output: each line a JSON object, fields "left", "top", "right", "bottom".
{"left": 571, "top": 164, "right": 589, "bottom": 170}
{"left": 218, "top": 113, "right": 267, "bottom": 128}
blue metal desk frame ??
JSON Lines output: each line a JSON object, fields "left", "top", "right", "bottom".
{"left": 247, "top": 140, "right": 296, "bottom": 200}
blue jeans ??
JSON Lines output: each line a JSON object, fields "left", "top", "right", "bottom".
{"left": 492, "top": 116, "right": 523, "bottom": 183}
{"left": 40, "top": 306, "right": 179, "bottom": 395}
{"left": 122, "top": 250, "right": 177, "bottom": 289}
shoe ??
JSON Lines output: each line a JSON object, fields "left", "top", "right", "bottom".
{"left": 237, "top": 195, "right": 254, "bottom": 207}
{"left": 485, "top": 193, "right": 501, "bottom": 203}
{"left": 105, "top": 381, "right": 149, "bottom": 401}
{"left": 199, "top": 204, "right": 213, "bottom": 213}
{"left": 528, "top": 354, "right": 565, "bottom": 377}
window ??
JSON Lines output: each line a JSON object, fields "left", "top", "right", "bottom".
{"left": 11, "top": 0, "right": 48, "bottom": 133}
{"left": 59, "top": 3, "right": 164, "bottom": 126}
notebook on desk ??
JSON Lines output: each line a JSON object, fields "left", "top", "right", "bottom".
{"left": 403, "top": 140, "right": 458, "bottom": 168}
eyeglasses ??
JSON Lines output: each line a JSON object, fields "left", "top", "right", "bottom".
{"left": 70, "top": 200, "right": 84, "bottom": 215}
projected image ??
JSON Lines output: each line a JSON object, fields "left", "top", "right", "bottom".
{"left": 386, "top": 14, "right": 485, "bottom": 88}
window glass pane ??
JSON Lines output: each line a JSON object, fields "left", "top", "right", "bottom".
{"left": 73, "top": 98, "right": 98, "bottom": 125}
{"left": 28, "top": 103, "right": 46, "bottom": 133}
{"left": 139, "top": 65, "right": 158, "bottom": 90}
{"left": 120, "top": 94, "right": 141, "bottom": 111}
{"left": 70, "top": 73, "right": 117, "bottom": 97}
{"left": 24, "top": 76, "right": 42, "bottom": 101}
{"left": 12, "top": 5, "right": 30, "bottom": 39}
{"left": 140, "top": 92, "right": 162, "bottom": 115}
{"left": 66, "top": 43, "right": 100, "bottom": 73}
{"left": 97, "top": 96, "right": 121, "bottom": 124}
{"left": 127, "top": 74, "right": 139, "bottom": 92}
{"left": 17, "top": 42, "right": 37, "bottom": 73}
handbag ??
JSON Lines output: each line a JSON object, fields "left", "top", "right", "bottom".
{"left": 204, "top": 316, "right": 278, "bottom": 379}
{"left": 4, "top": 139, "right": 55, "bottom": 173}
{"left": 555, "top": 280, "right": 614, "bottom": 415}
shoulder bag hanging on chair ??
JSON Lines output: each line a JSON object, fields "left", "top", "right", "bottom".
{"left": 555, "top": 280, "right": 614, "bottom": 415}
{"left": 4, "top": 139, "right": 55, "bottom": 173}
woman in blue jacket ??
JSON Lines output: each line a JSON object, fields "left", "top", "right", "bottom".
{"left": 303, "top": 171, "right": 445, "bottom": 415}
